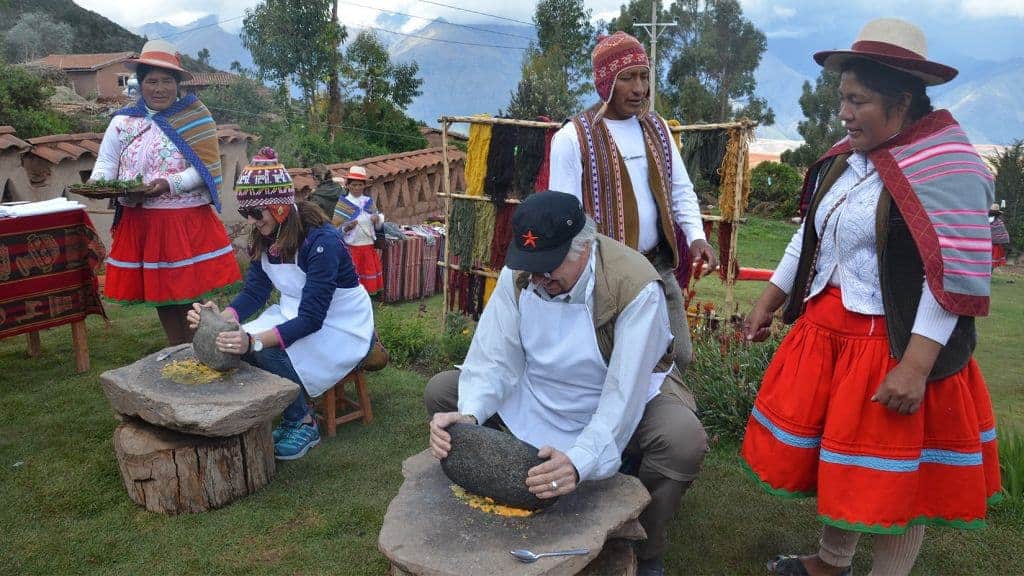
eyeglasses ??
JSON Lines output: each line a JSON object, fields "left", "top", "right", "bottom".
{"left": 238, "top": 207, "right": 263, "bottom": 220}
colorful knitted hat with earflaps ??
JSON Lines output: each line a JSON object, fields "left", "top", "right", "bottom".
{"left": 235, "top": 147, "right": 295, "bottom": 209}
{"left": 592, "top": 31, "right": 650, "bottom": 103}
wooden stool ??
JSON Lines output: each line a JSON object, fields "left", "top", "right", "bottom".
{"left": 319, "top": 369, "right": 373, "bottom": 437}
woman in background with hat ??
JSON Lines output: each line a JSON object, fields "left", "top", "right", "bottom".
{"left": 90, "top": 40, "right": 241, "bottom": 345}
{"left": 334, "top": 165, "right": 384, "bottom": 295}
{"left": 989, "top": 203, "right": 1010, "bottom": 269}
{"left": 741, "top": 18, "right": 1000, "bottom": 575}
{"left": 187, "top": 148, "right": 374, "bottom": 460}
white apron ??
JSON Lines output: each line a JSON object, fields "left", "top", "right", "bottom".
{"left": 243, "top": 254, "right": 373, "bottom": 397}
{"left": 498, "top": 280, "right": 667, "bottom": 452}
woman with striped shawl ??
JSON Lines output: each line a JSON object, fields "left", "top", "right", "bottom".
{"left": 740, "top": 19, "right": 1000, "bottom": 576}
{"left": 90, "top": 40, "right": 241, "bottom": 345}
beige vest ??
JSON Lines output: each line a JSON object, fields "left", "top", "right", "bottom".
{"left": 514, "top": 235, "right": 695, "bottom": 410}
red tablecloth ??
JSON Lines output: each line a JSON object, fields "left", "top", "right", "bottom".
{"left": 0, "top": 209, "right": 106, "bottom": 339}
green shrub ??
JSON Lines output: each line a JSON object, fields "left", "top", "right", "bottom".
{"left": 0, "top": 60, "right": 75, "bottom": 138}
{"left": 686, "top": 303, "right": 786, "bottom": 441}
{"left": 1000, "top": 427, "right": 1024, "bottom": 503}
{"left": 750, "top": 161, "right": 803, "bottom": 218}
{"left": 374, "top": 305, "right": 437, "bottom": 367}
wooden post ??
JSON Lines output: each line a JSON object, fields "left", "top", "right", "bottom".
{"left": 440, "top": 120, "right": 453, "bottom": 326}
{"left": 26, "top": 332, "right": 41, "bottom": 357}
{"left": 71, "top": 320, "right": 89, "bottom": 373}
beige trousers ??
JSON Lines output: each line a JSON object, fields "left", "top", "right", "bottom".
{"left": 424, "top": 369, "right": 708, "bottom": 560}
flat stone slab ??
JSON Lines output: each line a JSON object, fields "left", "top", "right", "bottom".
{"left": 100, "top": 344, "right": 300, "bottom": 437}
{"left": 379, "top": 450, "right": 651, "bottom": 576}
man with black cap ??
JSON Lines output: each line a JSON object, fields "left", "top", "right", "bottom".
{"left": 548, "top": 31, "right": 718, "bottom": 373}
{"left": 425, "top": 191, "right": 707, "bottom": 576}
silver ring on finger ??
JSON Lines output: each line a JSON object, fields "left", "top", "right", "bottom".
{"left": 550, "top": 480, "right": 558, "bottom": 490}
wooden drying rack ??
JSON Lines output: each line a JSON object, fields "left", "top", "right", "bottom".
{"left": 438, "top": 115, "right": 757, "bottom": 317}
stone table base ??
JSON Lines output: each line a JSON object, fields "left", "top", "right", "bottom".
{"left": 379, "top": 450, "right": 651, "bottom": 576}
{"left": 113, "top": 418, "right": 275, "bottom": 514}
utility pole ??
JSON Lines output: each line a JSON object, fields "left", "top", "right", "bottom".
{"left": 633, "top": 1, "right": 676, "bottom": 111}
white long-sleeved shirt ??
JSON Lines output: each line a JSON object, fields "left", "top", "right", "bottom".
{"left": 548, "top": 116, "right": 706, "bottom": 252}
{"left": 770, "top": 153, "right": 958, "bottom": 344}
{"left": 91, "top": 114, "right": 208, "bottom": 209}
{"left": 457, "top": 245, "right": 673, "bottom": 481}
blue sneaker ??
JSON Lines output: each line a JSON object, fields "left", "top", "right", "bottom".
{"left": 274, "top": 422, "right": 320, "bottom": 460}
{"left": 272, "top": 419, "right": 300, "bottom": 443}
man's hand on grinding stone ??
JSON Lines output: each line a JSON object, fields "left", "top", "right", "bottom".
{"left": 429, "top": 412, "right": 477, "bottom": 459}
{"left": 526, "top": 447, "right": 579, "bottom": 498}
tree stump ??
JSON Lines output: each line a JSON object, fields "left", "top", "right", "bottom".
{"left": 113, "top": 418, "right": 275, "bottom": 514}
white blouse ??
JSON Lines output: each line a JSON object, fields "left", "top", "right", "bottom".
{"left": 771, "top": 153, "right": 958, "bottom": 345}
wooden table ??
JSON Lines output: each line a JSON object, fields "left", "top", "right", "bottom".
{"left": 0, "top": 207, "right": 106, "bottom": 372}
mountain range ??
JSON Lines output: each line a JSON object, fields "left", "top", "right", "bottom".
{"left": 143, "top": 15, "right": 1023, "bottom": 145}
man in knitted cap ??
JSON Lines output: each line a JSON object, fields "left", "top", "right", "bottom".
{"left": 426, "top": 192, "right": 707, "bottom": 576}
{"left": 548, "top": 31, "right": 717, "bottom": 377}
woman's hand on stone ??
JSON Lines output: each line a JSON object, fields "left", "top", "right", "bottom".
{"left": 215, "top": 328, "right": 249, "bottom": 355}
{"left": 526, "top": 446, "right": 579, "bottom": 499}
{"left": 429, "top": 412, "right": 476, "bottom": 459}
{"left": 186, "top": 301, "right": 220, "bottom": 330}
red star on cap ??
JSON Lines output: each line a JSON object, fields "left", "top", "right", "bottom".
{"left": 521, "top": 230, "right": 538, "bottom": 248}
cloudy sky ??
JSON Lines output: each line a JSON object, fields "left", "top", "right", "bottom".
{"left": 73, "top": 0, "right": 1024, "bottom": 35}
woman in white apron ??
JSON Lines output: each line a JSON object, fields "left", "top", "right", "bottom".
{"left": 187, "top": 148, "right": 373, "bottom": 460}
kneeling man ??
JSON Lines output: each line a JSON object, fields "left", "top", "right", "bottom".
{"left": 426, "top": 191, "right": 707, "bottom": 576}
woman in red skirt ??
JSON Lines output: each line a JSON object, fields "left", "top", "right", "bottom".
{"left": 337, "top": 166, "right": 384, "bottom": 295}
{"left": 90, "top": 40, "right": 241, "bottom": 344}
{"left": 742, "top": 19, "right": 1000, "bottom": 576}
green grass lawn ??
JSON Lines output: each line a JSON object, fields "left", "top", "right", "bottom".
{"left": 1, "top": 217, "right": 1021, "bottom": 575}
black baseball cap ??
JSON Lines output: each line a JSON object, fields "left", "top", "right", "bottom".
{"left": 504, "top": 191, "right": 586, "bottom": 273}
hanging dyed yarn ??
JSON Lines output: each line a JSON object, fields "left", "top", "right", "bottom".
{"left": 717, "top": 222, "right": 740, "bottom": 282}
{"left": 682, "top": 130, "right": 728, "bottom": 194}
{"left": 534, "top": 120, "right": 557, "bottom": 193}
{"left": 512, "top": 126, "right": 548, "bottom": 198}
{"left": 667, "top": 118, "right": 683, "bottom": 151}
{"left": 717, "top": 127, "right": 752, "bottom": 222}
{"left": 484, "top": 123, "right": 518, "bottom": 207}
{"left": 489, "top": 205, "right": 516, "bottom": 269}
{"left": 482, "top": 276, "right": 497, "bottom": 308}
{"left": 472, "top": 201, "right": 496, "bottom": 267}
{"left": 449, "top": 199, "right": 477, "bottom": 268}
{"left": 465, "top": 118, "right": 493, "bottom": 196}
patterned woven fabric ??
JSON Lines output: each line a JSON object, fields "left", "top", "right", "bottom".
{"left": 113, "top": 93, "right": 224, "bottom": 210}
{"left": 235, "top": 147, "right": 296, "bottom": 209}
{"left": 572, "top": 108, "right": 680, "bottom": 267}
{"left": 802, "top": 110, "right": 993, "bottom": 316}
{"left": 592, "top": 32, "right": 649, "bottom": 102}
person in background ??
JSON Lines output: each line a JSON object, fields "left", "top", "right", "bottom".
{"left": 548, "top": 31, "right": 717, "bottom": 372}
{"left": 741, "top": 19, "right": 1000, "bottom": 576}
{"left": 309, "top": 163, "right": 345, "bottom": 219}
{"left": 188, "top": 147, "right": 374, "bottom": 460}
{"left": 426, "top": 192, "right": 707, "bottom": 576}
{"left": 989, "top": 203, "right": 1010, "bottom": 269}
{"left": 91, "top": 39, "right": 241, "bottom": 345}
{"left": 336, "top": 166, "right": 384, "bottom": 295}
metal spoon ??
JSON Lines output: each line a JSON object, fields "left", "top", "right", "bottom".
{"left": 510, "top": 548, "right": 590, "bottom": 563}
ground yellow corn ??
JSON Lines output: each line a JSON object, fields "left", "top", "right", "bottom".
{"left": 161, "top": 359, "right": 230, "bottom": 385}
{"left": 450, "top": 484, "right": 533, "bottom": 517}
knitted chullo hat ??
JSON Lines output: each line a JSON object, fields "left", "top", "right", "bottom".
{"left": 236, "top": 147, "right": 296, "bottom": 223}
{"left": 592, "top": 31, "right": 650, "bottom": 103}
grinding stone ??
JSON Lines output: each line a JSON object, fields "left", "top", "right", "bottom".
{"left": 441, "top": 423, "right": 557, "bottom": 511}
{"left": 193, "top": 306, "right": 242, "bottom": 371}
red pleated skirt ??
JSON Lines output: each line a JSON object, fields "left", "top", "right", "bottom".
{"left": 104, "top": 205, "right": 242, "bottom": 305}
{"left": 992, "top": 245, "right": 1007, "bottom": 268}
{"left": 741, "top": 287, "right": 1001, "bottom": 534}
{"left": 349, "top": 243, "right": 383, "bottom": 295}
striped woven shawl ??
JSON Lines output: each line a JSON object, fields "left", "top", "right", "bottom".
{"left": 113, "top": 93, "right": 224, "bottom": 211}
{"left": 572, "top": 109, "right": 678, "bottom": 265}
{"left": 803, "top": 110, "right": 994, "bottom": 316}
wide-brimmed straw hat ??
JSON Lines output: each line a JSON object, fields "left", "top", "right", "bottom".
{"left": 347, "top": 166, "right": 368, "bottom": 181}
{"left": 813, "top": 18, "right": 957, "bottom": 86}
{"left": 126, "top": 40, "right": 193, "bottom": 81}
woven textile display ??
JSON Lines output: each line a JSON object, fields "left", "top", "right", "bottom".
{"left": 465, "top": 120, "right": 493, "bottom": 196}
